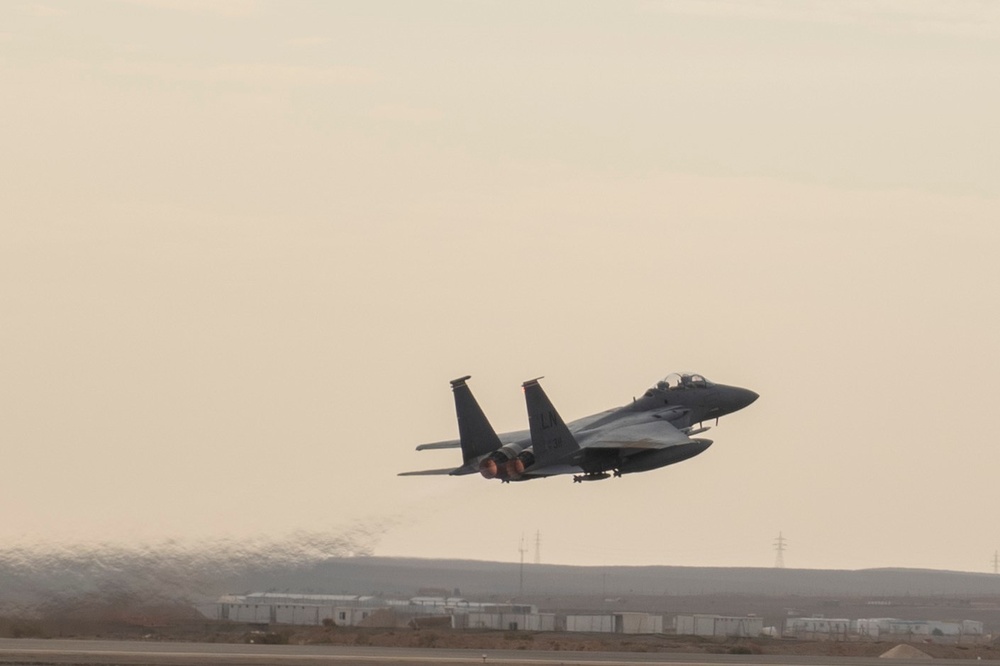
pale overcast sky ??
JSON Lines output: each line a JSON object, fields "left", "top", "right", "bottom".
{"left": 2, "top": 0, "right": 998, "bottom": 573}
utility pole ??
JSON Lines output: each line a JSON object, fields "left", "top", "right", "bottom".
{"left": 534, "top": 530, "right": 541, "bottom": 565}
{"left": 774, "top": 532, "right": 787, "bottom": 569}
{"left": 993, "top": 550, "right": 999, "bottom": 575}
{"left": 518, "top": 534, "right": 527, "bottom": 597}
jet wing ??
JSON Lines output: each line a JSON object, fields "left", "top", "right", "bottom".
{"left": 581, "top": 419, "right": 692, "bottom": 450}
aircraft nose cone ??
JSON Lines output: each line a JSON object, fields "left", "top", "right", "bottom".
{"left": 726, "top": 386, "right": 758, "bottom": 412}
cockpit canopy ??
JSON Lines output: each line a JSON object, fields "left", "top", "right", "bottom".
{"left": 655, "top": 372, "right": 713, "bottom": 391}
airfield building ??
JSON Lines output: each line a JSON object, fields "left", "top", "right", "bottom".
{"left": 206, "top": 594, "right": 662, "bottom": 633}
{"left": 457, "top": 611, "right": 558, "bottom": 632}
{"left": 783, "top": 617, "right": 852, "bottom": 640}
{"left": 782, "top": 617, "right": 986, "bottom": 641}
{"left": 563, "top": 613, "right": 664, "bottom": 634}
{"left": 215, "top": 593, "right": 385, "bottom": 626}
{"left": 674, "top": 614, "right": 764, "bottom": 637}
{"left": 855, "top": 618, "right": 984, "bottom": 638}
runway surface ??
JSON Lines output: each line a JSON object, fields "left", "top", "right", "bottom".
{"left": 1, "top": 639, "right": 997, "bottom": 666}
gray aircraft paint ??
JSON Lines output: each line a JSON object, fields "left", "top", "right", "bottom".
{"left": 400, "top": 373, "right": 757, "bottom": 483}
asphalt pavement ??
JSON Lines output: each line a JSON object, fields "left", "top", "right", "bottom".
{"left": 2, "top": 638, "right": 999, "bottom": 666}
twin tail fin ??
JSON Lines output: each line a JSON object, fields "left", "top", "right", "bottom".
{"left": 451, "top": 376, "right": 503, "bottom": 464}
{"left": 522, "top": 378, "right": 580, "bottom": 467}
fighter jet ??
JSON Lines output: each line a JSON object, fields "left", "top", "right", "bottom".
{"left": 399, "top": 373, "right": 757, "bottom": 483}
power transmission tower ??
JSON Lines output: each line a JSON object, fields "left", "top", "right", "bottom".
{"left": 534, "top": 530, "right": 541, "bottom": 565}
{"left": 774, "top": 532, "right": 787, "bottom": 568}
{"left": 518, "top": 534, "right": 527, "bottom": 597}
{"left": 993, "top": 550, "right": 999, "bottom": 575}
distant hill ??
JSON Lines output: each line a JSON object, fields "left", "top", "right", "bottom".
{"left": 4, "top": 546, "right": 1000, "bottom": 613}
{"left": 220, "top": 557, "right": 1000, "bottom": 599}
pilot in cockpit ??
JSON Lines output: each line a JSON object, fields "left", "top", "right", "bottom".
{"left": 657, "top": 373, "right": 683, "bottom": 391}
{"left": 656, "top": 373, "right": 710, "bottom": 391}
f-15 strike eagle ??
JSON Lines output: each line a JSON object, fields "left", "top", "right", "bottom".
{"left": 399, "top": 373, "right": 757, "bottom": 483}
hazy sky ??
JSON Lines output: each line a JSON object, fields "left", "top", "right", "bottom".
{"left": 2, "top": 0, "right": 999, "bottom": 573}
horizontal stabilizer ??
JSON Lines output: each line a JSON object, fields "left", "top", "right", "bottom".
{"left": 523, "top": 378, "right": 580, "bottom": 467}
{"left": 398, "top": 467, "right": 459, "bottom": 476}
{"left": 415, "top": 439, "right": 461, "bottom": 451}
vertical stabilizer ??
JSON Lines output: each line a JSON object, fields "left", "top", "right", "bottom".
{"left": 523, "top": 378, "right": 580, "bottom": 467}
{"left": 451, "top": 376, "right": 502, "bottom": 463}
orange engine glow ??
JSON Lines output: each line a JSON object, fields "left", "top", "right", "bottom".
{"left": 479, "top": 459, "right": 498, "bottom": 479}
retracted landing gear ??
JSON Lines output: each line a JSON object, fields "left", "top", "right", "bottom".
{"left": 572, "top": 472, "right": 612, "bottom": 483}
